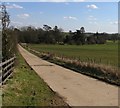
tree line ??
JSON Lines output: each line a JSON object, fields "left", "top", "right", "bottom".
{"left": 17, "top": 25, "right": 105, "bottom": 45}
{"left": 15, "top": 25, "right": 119, "bottom": 45}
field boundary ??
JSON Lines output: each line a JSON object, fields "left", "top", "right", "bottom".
{"left": 22, "top": 45, "right": 120, "bottom": 86}
{"left": 0, "top": 56, "right": 16, "bottom": 84}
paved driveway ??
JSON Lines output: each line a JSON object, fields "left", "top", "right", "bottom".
{"left": 18, "top": 45, "right": 118, "bottom": 106}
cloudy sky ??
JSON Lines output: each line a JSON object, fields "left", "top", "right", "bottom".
{"left": 2, "top": 1, "right": 118, "bottom": 33}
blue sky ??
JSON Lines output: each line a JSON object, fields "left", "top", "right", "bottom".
{"left": 4, "top": 1, "right": 118, "bottom": 33}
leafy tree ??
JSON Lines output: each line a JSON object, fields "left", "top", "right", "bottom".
{"left": 53, "top": 26, "right": 63, "bottom": 43}
{"left": 80, "top": 27, "right": 85, "bottom": 33}
{"left": 111, "top": 34, "right": 118, "bottom": 43}
{"left": 17, "top": 25, "right": 109, "bottom": 45}
{"left": 1, "top": 4, "right": 11, "bottom": 61}
{"left": 87, "top": 36, "right": 96, "bottom": 44}
{"left": 1, "top": 4, "right": 18, "bottom": 61}
{"left": 64, "top": 30, "right": 73, "bottom": 44}
{"left": 43, "top": 25, "right": 51, "bottom": 31}
{"left": 72, "top": 27, "right": 86, "bottom": 45}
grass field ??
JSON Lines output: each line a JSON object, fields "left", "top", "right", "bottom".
{"left": 2, "top": 53, "right": 68, "bottom": 106}
{"left": 27, "top": 41, "right": 118, "bottom": 67}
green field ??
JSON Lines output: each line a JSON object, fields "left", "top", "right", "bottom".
{"left": 27, "top": 41, "right": 118, "bottom": 67}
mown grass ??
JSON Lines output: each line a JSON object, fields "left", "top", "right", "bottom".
{"left": 27, "top": 41, "right": 118, "bottom": 67}
{"left": 2, "top": 52, "right": 69, "bottom": 107}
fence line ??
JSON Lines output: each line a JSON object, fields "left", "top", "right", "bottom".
{"left": 0, "top": 56, "right": 16, "bottom": 84}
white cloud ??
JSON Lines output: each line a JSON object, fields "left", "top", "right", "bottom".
{"left": 6, "top": 3, "right": 23, "bottom": 9}
{"left": 89, "top": 21, "right": 98, "bottom": 25}
{"left": 10, "top": 21, "right": 23, "bottom": 28}
{"left": 88, "top": 16, "right": 98, "bottom": 25}
{"left": 64, "top": 16, "right": 77, "bottom": 20}
{"left": 110, "top": 21, "right": 118, "bottom": 25}
{"left": 89, "top": 21, "right": 92, "bottom": 24}
{"left": 11, "top": 21, "right": 23, "bottom": 25}
{"left": 87, "top": 4, "right": 98, "bottom": 9}
{"left": 17, "top": 14, "right": 30, "bottom": 19}
{"left": 88, "top": 15, "right": 97, "bottom": 21}
{"left": 12, "top": 4, "right": 23, "bottom": 9}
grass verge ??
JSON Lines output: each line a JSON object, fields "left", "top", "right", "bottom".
{"left": 2, "top": 52, "right": 69, "bottom": 107}
{"left": 24, "top": 46, "right": 120, "bottom": 86}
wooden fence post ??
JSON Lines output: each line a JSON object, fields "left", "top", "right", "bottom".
{"left": 0, "top": 56, "right": 16, "bottom": 84}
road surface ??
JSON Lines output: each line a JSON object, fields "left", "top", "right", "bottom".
{"left": 18, "top": 45, "right": 118, "bottom": 106}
